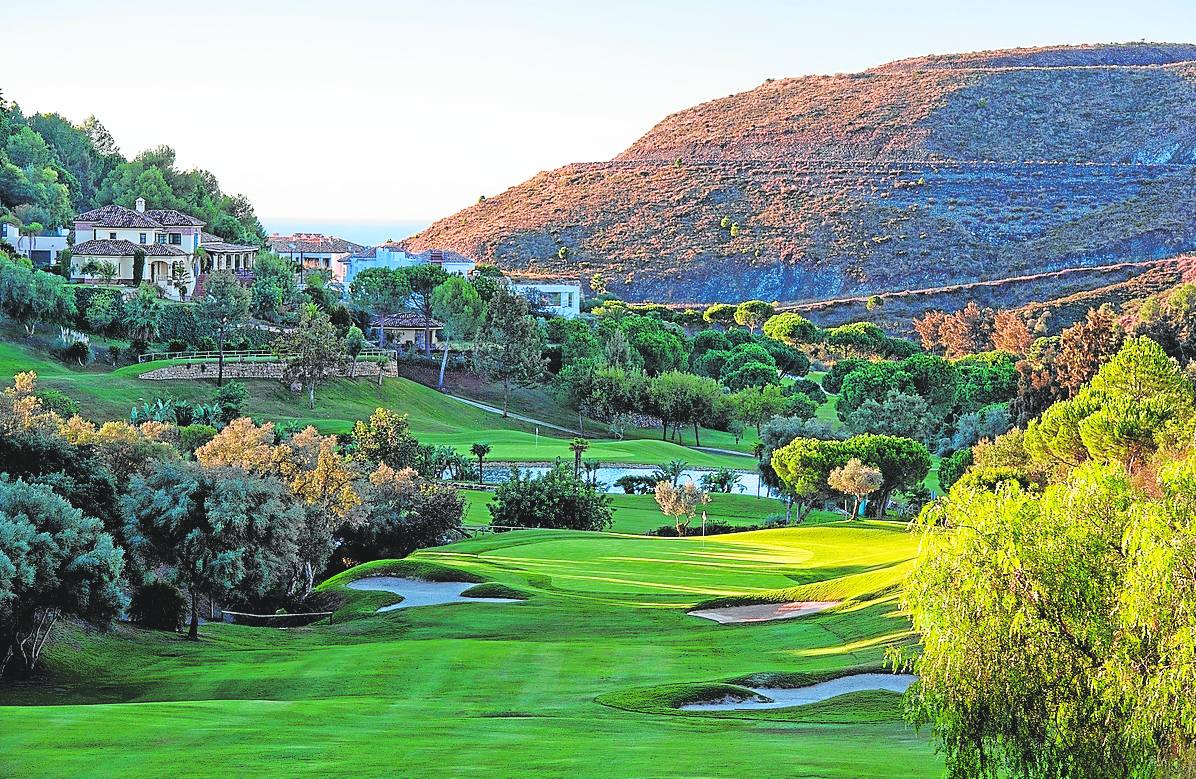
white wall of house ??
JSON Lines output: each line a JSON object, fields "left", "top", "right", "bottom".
{"left": 342, "top": 247, "right": 477, "bottom": 288}
{"left": 0, "top": 223, "right": 68, "bottom": 264}
{"left": 71, "top": 254, "right": 198, "bottom": 300}
{"left": 512, "top": 283, "right": 582, "bottom": 319}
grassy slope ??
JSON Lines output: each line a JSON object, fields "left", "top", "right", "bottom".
{"left": 0, "top": 338, "right": 749, "bottom": 469}
{"left": 0, "top": 523, "right": 935, "bottom": 778}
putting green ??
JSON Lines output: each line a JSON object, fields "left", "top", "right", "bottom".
{"left": 0, "top": 521, "right": 936, "bottom": 777}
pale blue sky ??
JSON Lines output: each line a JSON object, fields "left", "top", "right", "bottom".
{"left": 4, "top": 0, "right": 1194, "bottom": 232}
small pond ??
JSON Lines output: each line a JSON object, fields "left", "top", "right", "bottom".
{"left": 481, "top": 464, "right": 773, "bottom": 496}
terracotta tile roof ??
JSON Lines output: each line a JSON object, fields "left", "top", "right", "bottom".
{"left": 72, "top": 239, "right": 187, "bottom": 256}
{"left": 146, "top": 208, "right": 204, "bottom": 227}
{"left": 268, "top": 233, "right": 365, "bottom": 255}
{"left": 74, "top": 204, "right": 162, "bottom": 229}
{"left": 370, "top": 312, "right": 443, "bottom": 329}
{"left": 74, "top": 203, "right": 205, "bottom": 229}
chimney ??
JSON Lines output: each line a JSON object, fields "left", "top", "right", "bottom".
{"left": 135, "top": 197, "right": 146, "bottom": 213}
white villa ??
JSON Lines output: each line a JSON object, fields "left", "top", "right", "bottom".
{"left": 512, "top": 282, "right": 582, "bottom": 319}
{"left": 341, "top": 244, "right": 476, "bottom": 287}
{"left": 71, "top": 198, "right": 205, "bottom": 299}
{"left": 0, "top": 223, "right": 70, "bottom": 267}
{"left": 268, "top": 233, "right": 365, "bottom": 283}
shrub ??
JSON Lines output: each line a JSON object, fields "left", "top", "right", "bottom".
{"left": 178, "top": 424, "right": 218, "bottom": 454}
{"left": 614, "top": 474, "right": 656, "bottom": 494}
{"left": 59, "top": 340, "right": 90, "bottom": 366}
{"left": 489, "top": 465, "right": 613, "bottom": 530}
{"left": 129, "top": 581, "right": 187, "bottom": 632}
{"left": 158, "top": 306, "right": 197, "bottom": 346}
{"left": 213, "top": 381, "right": 249, "bottom": 423}
{"left": 649, "top": 521, "right": 749, "bottom": 537}
{"left": 36, "top": 389, "right": 78, "bottom": 418}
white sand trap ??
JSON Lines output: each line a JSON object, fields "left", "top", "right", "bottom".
{"left": 681, "top": 673, "right": 917, "bottom": 711}
{"left": 689, "top": 600, "right": 840, "bottom": 624}
{"left": 346, "top": 577, "right": 521, "bottom": 613}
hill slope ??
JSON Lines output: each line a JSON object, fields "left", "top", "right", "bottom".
{"left": 405, "top": 43, "right": 1196, "bottom": 305}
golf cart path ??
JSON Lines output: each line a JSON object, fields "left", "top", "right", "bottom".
{"left": 690, "top": 601, "right": 841, "bottom": 624}
{"left": 445, "top": 394, "right": 578, "bottom": 434}
{"left": 347, "top": 576, "right": 521, "bottom": 612}
{"left": 681, "top": 673, "right": 918, "bottom": 711}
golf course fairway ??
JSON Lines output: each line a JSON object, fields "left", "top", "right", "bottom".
{"left": 0, "top": 520, "right": 938, "bottom": 777}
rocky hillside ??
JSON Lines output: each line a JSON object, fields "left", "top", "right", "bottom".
{"left": 405, "top": 43, "right": 1196, "bottom": 306}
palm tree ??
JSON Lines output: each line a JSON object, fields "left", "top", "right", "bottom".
{"left": 651, "top": 458, "right": 688, "bottom": 488}
{"left": 569, "top": 438, "right": 590, "bottom": 479}
{"left": 470, "top": 442, "right": 491, "bottom": 486}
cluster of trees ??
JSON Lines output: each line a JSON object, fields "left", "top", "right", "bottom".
{"left": 914, "top": 302, "right": 1037, "bottom": 358}
{"left": 770, "top": 433, "right": 931, "bottom": 520}
{"left": 0, "top": 97, "right": 264, "bottom": 245}
{"left": 350, "top": 264, "right": 545, "bottom": 411}
{"left": 553, "top": 305, "right": 833, "bottom": 443}
{"left": 828, "top": 351, "right": 1017, "bottom": 451}
{"left": 901, "top": 336, "right": 1196, "bottom": 776}
{"left": 488, "top": 465, "right": 613, "bottom": 531}
{"left": 0, "top": 373, "right": 467, "bottom": 674}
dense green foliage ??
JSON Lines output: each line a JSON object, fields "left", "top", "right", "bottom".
{"left": 0, "top": 477, "right": 125, "bottom": 677}
{"left": 903, "top": 336, "right": 1196, "bottom": 776}
{"left": 0, "top": 101, "right": 264, "bottom": 242}
{"left": 488, "top": 464, "right": 613, "bottom": 530}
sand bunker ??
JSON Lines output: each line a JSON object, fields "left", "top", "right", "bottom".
{"left": 681, "top": 673, "right": 917, "bottom": 711}
{"left": 689, "top": 601, "right": 840, "bottom": 624}
{"left": 347, "top": 577, "right": 522, "bottom": 613}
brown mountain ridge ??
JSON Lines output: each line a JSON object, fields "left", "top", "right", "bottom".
{"left": 404, "top": 43, "right": 1196, "bottom": 307}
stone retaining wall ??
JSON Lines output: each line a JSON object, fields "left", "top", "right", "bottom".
{"left": 139, "top": 360, "right": 397, "bottom": 381}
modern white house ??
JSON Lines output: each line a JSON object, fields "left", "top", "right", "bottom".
{"left": 268, "top": 233, "right": 365, "bottom": 283}
{"left": 512, "top": 282, "right": 582, "bottom": 319}
{"left": 340, "top": 244, "right": 476, "bottom": 287}
{"left": 70, "top": 198, "right": 205, "bottom": 300}
{"left": 0, "top": 223, "right": 70, "bottom": 267}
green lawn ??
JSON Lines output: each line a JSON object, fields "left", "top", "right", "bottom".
{"left": 0, "top": 338, "right": 749, "bottom": 469}
{"left": 0, "top": 522, "right": 936, "bottom": 777}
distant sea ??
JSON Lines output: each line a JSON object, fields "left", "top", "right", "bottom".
{"left": 262, "top": 218, "right": 434, "bottom": 247}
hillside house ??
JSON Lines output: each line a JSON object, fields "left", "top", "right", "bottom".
{"left": 370, "top": 312, "right": 443, "bottom": 350}
{"left": 341, "top": 244, "right": 476, "bottom": 287}
{"left": 268, "top": 233, "right": 365, "bottom": 283}
{"left": 0, "top": 223, "right": 69, "bottom": 267}
{"left": 512, "top": 282, "right": 581, "bottom": 319}
{"left": 70, "top": 198, "right": 204, "bottom": 299}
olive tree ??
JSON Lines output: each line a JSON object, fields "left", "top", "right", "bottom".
{"left": 123, "top": 461, "right": 303, "bottom": 639}
{"left": 0, "top": 477, "right": 126, "bottom": 678}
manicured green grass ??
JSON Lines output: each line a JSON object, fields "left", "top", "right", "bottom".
{"left": 0, "top": 523, "right": 936, "bottom": 777}
{"left": 0, "top": 338, "right": 749, "bottom": 469}
{"left": 606, "top": 492, "right": 787, "bottom": 534}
